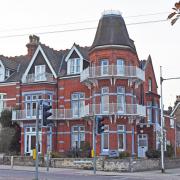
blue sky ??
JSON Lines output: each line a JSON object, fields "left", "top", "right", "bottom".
{"left": 0, "top": 0, "right": 179, "bottom": 109}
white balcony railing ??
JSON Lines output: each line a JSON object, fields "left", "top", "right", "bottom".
{"left": 22, "top": 72, "right": 55, "bottom": 83}
{"left": 12, "top": 109, "right": 42, "bottom": 120}
{"left": 12, "top": 104, "right": 146, "bottom": 121}
{"left": 87, "top": 103, "right": 146, "bottom": 117}
{"left": 80, "top": 65, "right": 145, "bottom": 82}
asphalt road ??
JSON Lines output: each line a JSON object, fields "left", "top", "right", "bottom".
{"left": 0, "top": 169, "right": 150, "bottom": 180}
{"left": 0, "top": 167, "right": 180, "bottom": 180}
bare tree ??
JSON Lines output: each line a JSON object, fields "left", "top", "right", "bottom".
{"left": 167, "top": 1, "right": 180, "bottom": 25}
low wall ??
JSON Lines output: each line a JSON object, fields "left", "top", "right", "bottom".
{"left": 1, "top": 156, "right": 180, "bottom": 172}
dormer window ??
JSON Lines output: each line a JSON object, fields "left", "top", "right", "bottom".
{"left": 69, "top": 58, "right": 80, "bottom": 74}
{"left": 35, "top": 65, "right": 46, "bottom": 81}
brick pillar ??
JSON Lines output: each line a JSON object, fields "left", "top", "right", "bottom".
{"left": 20, "top": 127, "right": 24, "bottom": 155}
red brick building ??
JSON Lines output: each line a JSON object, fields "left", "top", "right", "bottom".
{"left": 0, "top": 11, "right": 175, "bottom": 157}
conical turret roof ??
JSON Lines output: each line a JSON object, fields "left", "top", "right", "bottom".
{"left": 91, "top": 11, "right": 136, "bottom": 51}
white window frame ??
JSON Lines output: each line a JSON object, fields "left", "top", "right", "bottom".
{"left": 117, "top": 86, "right": 125, "bottom": 114}
{"left": 71, "top": 126, "right": 85, "bottom": 149}
{"left": 117, "top": 125, "right": 126, "bottom": 151}
{"left": 170, "top": 118, "right": 174, "bottom": 128}
{"left": 0, "top": 62, "right": 5, "bottom": 82}
{"left": 68, "top": 58, "right": 81, "bottom": 74}
{"left": 71, "top": 92, "right": 85, "bottom": 118}
{"left": 101, "top": 87, "right": 109, "bottom": 114}
{"left": 0, "top": 93, "right": 6, "bottom": 114}
{"left": 148, "top": 78, "right": 152, "bottom": 91}
{"left": 117, "top": 59, "right": 125, "bottom": 75}
{"left": 24, "top": 127, "right": 42, "bottom": 155}
{"left": 101, "top": 59, "right": 109, "bottom": 76}
{"left": 101, "top": 125, "right": 109, "bottom": 152}
{"left": 35, "top": 65, "right": 46, "bottom": 81}
{"left": 147, "top": 101, "right": 152, "bottom": 123}
{"left": 25, "top": 94, "right": 52, "bottom": 118}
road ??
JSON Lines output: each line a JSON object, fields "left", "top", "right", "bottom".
{"left": 0, "top": 166, "right": 180, "bottom": 180}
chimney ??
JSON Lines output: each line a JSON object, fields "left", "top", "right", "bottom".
{"left": 26, "top": 35, "right": 40, "bottom": 58}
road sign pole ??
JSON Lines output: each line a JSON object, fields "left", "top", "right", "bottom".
{"left": 35, "top": 101, "right": 40, "bottom": 180}
{"left": 93, "top": 116, "right": 96, "bottom": 174}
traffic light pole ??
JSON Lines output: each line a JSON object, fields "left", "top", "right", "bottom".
{"left": 35, "top": 101, "right": 40, "bottom": 180}
{"left": 93, "top": 116, "right": 96, "bottom": 174}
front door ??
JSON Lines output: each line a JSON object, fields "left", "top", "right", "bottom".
{"left": 138, "top": 134, "right": 148, "bottom": 158}
{"left": 25, "top": 127, "right": 42, "bottom": 155}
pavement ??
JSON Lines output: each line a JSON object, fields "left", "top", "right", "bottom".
{"left": 0, "top": 165, "right": 180, "bottom": 180}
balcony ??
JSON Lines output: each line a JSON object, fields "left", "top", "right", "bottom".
{"left": 22, "top": 72, "right": 55, "bottom": 83}
{"left": 80, "top": 65, "right": 145, "bottom": 83}
{"left": 12, "top": 104, "right": 146, "bottom": 121}
{"left": 12, "top": 109, "right": 42, "bottom": 121}
{"left": 86, "top": 103, "right": 146, "bottom": 117}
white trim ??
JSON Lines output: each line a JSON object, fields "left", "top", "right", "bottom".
{"left": 65, "top": 45, "right": 83, "bottom": 62}
{"left": 22, "top": 45, "right": 57, "bottom": 82}
{"left": 3, "top": 98, "right": 16, "bottom": 101}
{"left": 59, "top": 75, "right": 80, "bottom": 79}
{"left": 0, "top": 82, "right": 17, "bottom": 86}
{"left": 90, "top": 44, "right": 132, "bottom": 52}
{"left": 65, "top": 45, "right": 83, "bottom": 75}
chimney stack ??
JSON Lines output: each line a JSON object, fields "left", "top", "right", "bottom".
{"left": 26, "top": 35, "right": 40, "bottom": 58}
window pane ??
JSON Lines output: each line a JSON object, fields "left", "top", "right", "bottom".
{"left": 31, "top": 136, "right": 36, "bottom": 149}
{"left": 76, "top": 59, "right": 80, "bottom": 73}
{"left": 117, "top": 59, "right": 124, "bottom": 75}
{"left": 101, "top": 60, "right": 109, "bottom": 75}
{"left": 103, "top": 133, "right": 109, "bottom": 149}
{"left": 118, "top": 134, "right": 124, "bottom": 149}
{"left": 117, "top": 125, "right": 124, "bottom": 131}
{"left": 117, "top": 95, "right": 125, "bottom": 113}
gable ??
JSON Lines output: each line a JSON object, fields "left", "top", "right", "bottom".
{"left": 144, "top": 56, "right": 158, "bottom": 93}
{"left": 65, "top": 45, "right": 83, "bottom": 62}
{"left": 28, "top": 52, "right": 51, "bottom": 74}
{"left": 22, "top": 45, "right": 57, "bottom": 82}
{"left": 69, "top": 50, "right": 79, "bottom": 59}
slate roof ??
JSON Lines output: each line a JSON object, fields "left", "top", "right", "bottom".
{"left": 4, "top": 55, "right": 30, "bottom": 82}
{"left": 91, "top": 13, "right": 136, "bottom": 51}
{"left": 40, "top": 44, "right": 65, "bottom": 75}
{"left": 0, "top": 55, "right": 19, "bottom": 70}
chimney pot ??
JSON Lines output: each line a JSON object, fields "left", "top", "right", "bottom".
{"left": 26, "top": 35, "right": 40, "bottom": 58}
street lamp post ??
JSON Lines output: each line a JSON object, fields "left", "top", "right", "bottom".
{"left": 160, "top": 66, "right": 180, "bottom": 173}
{"left": 160, "top": 66, "right": 165, "bottom": 173}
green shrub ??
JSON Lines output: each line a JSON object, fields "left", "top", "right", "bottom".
{"left": 119, "top": 151, "right": 130, "bottom": 159}
{"left": 145, "top": 149, "right": 161, "bottom": 158}
{"left": 165, "top": 144, "right": 174, "bottom": 158}
{"left": 51, "top": 151, "right": 65, "bottom": 158}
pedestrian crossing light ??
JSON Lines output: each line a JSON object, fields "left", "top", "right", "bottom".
{"left": 43, "top": 104, "right": 52, "bottom": 126}
{"left": 96, "top": 116, "right": 105, "bottom": 134}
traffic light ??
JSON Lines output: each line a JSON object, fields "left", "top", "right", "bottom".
{"left": 42, "top": 104, "right": 52, "bottom": 126}
{"left": 96, "top": 116, "right": 105, "bottom": 134}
